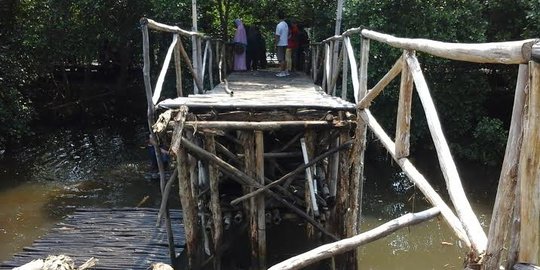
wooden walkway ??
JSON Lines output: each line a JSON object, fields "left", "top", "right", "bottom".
{"left": 0, "top": 208, "right": 184, "bottom": 270}
{"left": 157, "top": 71, "right": 355, "bottom": 111}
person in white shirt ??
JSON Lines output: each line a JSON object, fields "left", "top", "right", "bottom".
{"left": 274, "top": 11, "right": 289, "bottom": 77}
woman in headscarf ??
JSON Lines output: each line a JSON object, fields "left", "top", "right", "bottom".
{"left": 233, "top": 18, "right": 247, "bottom": 71}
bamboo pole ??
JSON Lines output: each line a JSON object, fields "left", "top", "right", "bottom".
{"left": 205, "top": 135, "right": 222, "bottom": 270}
{"left": 255, "top": 131, "right": 266, "bottom": 270}
{"left": 360, "top": 109, "right": 471, "bottom": 247}
{"left": 268, "top": 207, "right": 440, "bottom": 270}
{"left": 394, "top": 50, "right": 414, "bottom": 158}
{"left": 174, "top": 35, "right": 184, "bottom": 97}
{"left": 152, "top": 34, "right": 178, "bottom": 105}
{"left": 179, "top": 137, "right": 339, "bottom": 241}
{"left": 358, "top": 57, "right": 402, "bottom": 109}
{"left": 405, "top": 53, "right": 487, "bottom": 255}
{"left": 483, "top": 64, "right": 529, "bottom": 270}
{"left": 361, "top": 29, "right": 536, "bottom": 64}
{"left": 518, "top": 60, "right": 540, "bottom": 264}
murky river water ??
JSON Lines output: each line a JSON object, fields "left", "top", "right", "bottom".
{"left": 0, "top": 120, "right": 498, "bottom": 269}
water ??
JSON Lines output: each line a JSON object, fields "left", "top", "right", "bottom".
{"left": 0, "top": 122, "right": 498, "bottom": 269}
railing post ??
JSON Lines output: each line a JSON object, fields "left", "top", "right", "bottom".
{"left": 517, "top": 54, "right": 540, "bottom": 264}
{"left": 174, "top": 35, "right": 184, "bottom": 97}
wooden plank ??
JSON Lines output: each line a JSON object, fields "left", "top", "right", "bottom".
{"left": 483, "top": 64, "right": 529, "bottom": 270}
{"left": 518, "top": 60, "right": 540, "bottom": 264}
{"left": 394, "top": 51, "right": 414, "bottom": 158}
{"left": 405, "top": 53, "right": 487, "bottom": 256}
{"left": 0, "top": 209, "right": 185, "bottom": 270}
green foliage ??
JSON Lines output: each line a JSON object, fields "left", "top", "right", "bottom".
{"left": 456, "top": 117, "right": 508, "bottom": 166}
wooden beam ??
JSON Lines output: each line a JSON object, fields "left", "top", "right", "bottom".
{"left": 182, "top": 120, "right": 341, "bottom": 130}
{"left": 405, "top": 53, "right": 487, "bottom": 255}
{"left": 255, "top": 131, "right": 266, "bottom": 269}
{"left": 361, "top": 29, "right": 536, "bottom": 64}
{"left": 174, "top": 36, "right": 184, "bottom": 97}
{"left": 268, "top": 207, "right": 440, "bottom": 270}
{"left": 394, "top": 51, "right": 414, "bottom": 158}
{"left": 360, "top": 109, "right": 471, "bottom": 247}
{"left": 143, "top": 17, "right": 206, "bottom": 38}
{"left": 358, "top": 37, "right": 370, "bottom": 102}
{"left": 518, "top": 60, "right": 540, "bottom": 264}
{"left": 483, "top": 64, "right": 529, "bottom": 270}
{"left": 205, "top": 134, "right": 222, "bottom": 270}
{"left": 358, "top": 57, "right": 402, "bottom": 109}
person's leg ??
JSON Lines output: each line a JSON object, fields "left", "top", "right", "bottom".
{"left": 286, "top": 48, "right": 292, "bottom": 72}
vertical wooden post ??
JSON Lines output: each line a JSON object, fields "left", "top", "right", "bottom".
{"left": 483, "top": 64, "right": 528, "bottom": 270}
{"left": 303, "top": 130, "right": 317, "bottom": 239}
{"left": 241, "top": 132, "right": 260, "bottom": 269}
{"left": 341, "top": 40, "right": 349, "bottom": 100}
{"left": 395, "top": 50, "right": 414, "bottom": 159}
{"left": 209, "top": 41, "right": 214, "bottom": 89}
{"left": 174, "top": 35, "right": 183, "bottom": 97}
{"left": 255, "top": 131, "right": 266, "bottom": 270}
{"left": 177, "top": 142, "right": 201, "bottom": 269}
{"left": 518, "top": 59, "right": 540, "bottom": 264}
{"left": 205, "top": 134, "right": 222, "bottom": 270}
{"left": 358, "top": 36, "right": 370, "bottom": 101}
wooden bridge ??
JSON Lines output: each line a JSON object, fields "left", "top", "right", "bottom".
{"left": 140, "top": 16, "right": 540, "bottom": 270}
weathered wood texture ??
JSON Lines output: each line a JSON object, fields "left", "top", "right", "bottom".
{"left": 518, "top": 60, "right": 540, "bottom": 264}
{"left": 360, "top": 109, "right": 471, "bottom": 247}
{"left": 483, "top": 64, "right": 529, "bottom": 270}
{"left": 394, "top": 51, "right": 414, "bottom": 158}
{"left": 157, "top": 71, "right": 355, "bottom": 111}
{"left": 0, "top": 208, "right": 185, "bottom": 270}
{"left": 405, "top": 54, "right": 487, "bottom": 255}
{"left": 361, "top": 29, "right": 536, "bottom": 64}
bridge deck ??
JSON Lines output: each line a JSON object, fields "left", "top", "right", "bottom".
{"left": 0, "top": 208, "right": 184, "bottom": 270}
{"left": 157, "top": 71, "right": 355, "bottom": 111}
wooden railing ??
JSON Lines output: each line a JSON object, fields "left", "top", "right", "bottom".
{"left": 139, "top": 17, "right": 227, "bottom": 266}
{"left": 302, "top": 27, "right": 540, "bottom": 270}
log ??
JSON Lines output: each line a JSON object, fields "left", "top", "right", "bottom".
{"left": 152, "top": 34, "right": 178, "bottom": 105}
{"left": 205, "top": 134, "right": 222, "bottom": 270}
{"left": 359, "top": 109, "right": 471, "bottom": 247}
{"left": 174, "top": 38, "right": 183, "bottom": 97}
{"left": 349, "top": 110, "right": 367, "bottom": 237}
{"left": 405, "top": 53, "right": 486, "bottom": 255}
{"left": 344, "top": 37, "right": 359, "bottom": 102}
{"left": 358, "top": 56, "right": 402, "bottom": 109}
{"left": 231, "top": 140, "right": 353, "bottom": 205}
{"left": 518, "top": 60, "right": 540, "bottom": 264}
{"left": 483, "top": 64, "right": 528, "bottom": 270}
{"left": 358, "top": 37, "right": 370, "bottom": 101}
{"left": 183, "top": 120, "right": 340, "bottom": 130}
{"left": 143, "top": 17, "right": 206, "bottom": 38}
{"left": 177, "top": 141, "right": 201, "bottom": 269}
{"left": 255, "top": 131, "right": 266, "bottom": 269}
{"left": 361, "top": 29, "right": 536, "bottom": 64}
{"left": 394, "top": 50, "right": 414, "bottom": 158}
{"left": 179, "top": 137, "right": 339, "bottom": 241}
{"left": 341, "top": 38, "right": 349, "bottom": 100}
{"left": 268, "top": 207, "right": 440, "bottom": 270}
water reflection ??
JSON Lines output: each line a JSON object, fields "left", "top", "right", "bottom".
{"left": 0, "top": 122, "right": 166, "bottom": 262}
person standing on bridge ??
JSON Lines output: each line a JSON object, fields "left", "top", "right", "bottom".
{"left": 233, "top": 18, "right": 247, "bottom": 71}
{"left": 275, "top": 11, "right": 289, "bottom": 77}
